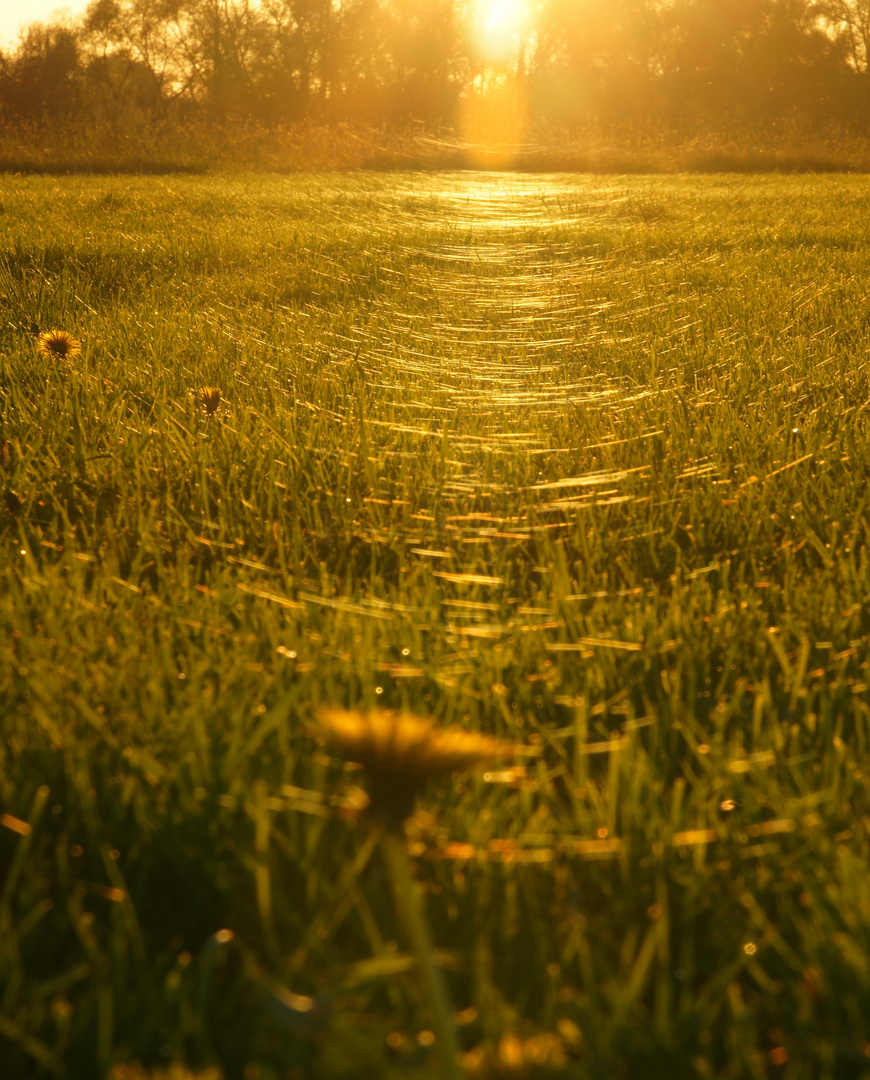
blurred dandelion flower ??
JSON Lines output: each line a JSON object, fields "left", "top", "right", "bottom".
{"left": 318, "top": 706, "right": 510, "bottom": 1080}
{"left": 199, "top": 386, "right": 222, "bottom": 415}
{"left": 319, "top": 708, "right": 513, "bottom": 1071}
{"left": 36, "top": 330, "right": 81, "bottom": 362}
{"left": 110, "top": 1065, "right": 222, "bottom": 1080}
{"left": 317, "top": 707, "right": 509, "bottom": 826}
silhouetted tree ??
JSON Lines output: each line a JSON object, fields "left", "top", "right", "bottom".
{"left": 663, "top": 0, "right": 848, "bottom": 123}
{"left": 820, "top": 0, "right": 870, "bottom": 73}
{"left": 257, "top": 0, "right": 337, "bottom": 117}
{"left": 81, "top": 0, "right": 199, "bottom": 116}
{"left": 384, "top": 0, "right": 459, "bottom": 121}
{"left": 530, "top": 0, "right": 670, "bottom": 123}
{"left": 819, "top": 0, "right": 870, "bottom": 118}
{"left": 0, "top": 23, "right": 82, "bottom": 121}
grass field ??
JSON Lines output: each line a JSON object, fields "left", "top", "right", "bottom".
{"left": 2, "top": 171, "right": 870, "bottom": 1079}
{"left": 6, "top": 120, "right": 870, "bottom": 176}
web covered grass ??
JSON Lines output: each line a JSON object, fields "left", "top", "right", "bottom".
{"left": 1, "top": 172, "right": 870, "bottom": 1078}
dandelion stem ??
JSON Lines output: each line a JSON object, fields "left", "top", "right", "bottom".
{"left": 380, "top": 829, "right": 463, "bottom": 1080}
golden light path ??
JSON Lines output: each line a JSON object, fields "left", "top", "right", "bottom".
{"left": 462, "top": 0, "right": 533, "bottom": 165}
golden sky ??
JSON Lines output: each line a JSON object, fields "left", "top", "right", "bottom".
{"left": 1, "top": 1, "right": 87, "bottom": 49}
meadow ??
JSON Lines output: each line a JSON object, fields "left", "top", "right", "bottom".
{"left": 1, "top": 170, "right": 870, "bottom": 1079}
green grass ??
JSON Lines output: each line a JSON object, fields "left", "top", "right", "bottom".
{"left": 1, "top": 170, "right": 870, "bottom": 1080}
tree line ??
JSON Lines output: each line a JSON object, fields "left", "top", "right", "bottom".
{"left": 2, "top": 0, "right": 870, "bottom": 132}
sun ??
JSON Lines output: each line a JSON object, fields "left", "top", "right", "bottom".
{"left": 469, "top": 0, "right": 530, "bottom": 67}
{"left": 480, "top": 0, "right": 526, "bottom": 35}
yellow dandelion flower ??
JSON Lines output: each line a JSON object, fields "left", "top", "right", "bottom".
{"left": 199, "top": 386, "right": 222, "bottom": 415}
{"left": 317, "top": 707, "right": 510, "bottom": 825}
{"left": 36, "top": 330, "right": 81, "bottom": 362}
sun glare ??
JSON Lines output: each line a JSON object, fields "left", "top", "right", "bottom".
{"left": 470, "top": 0, "right": 530, "bottom": 67}
{"left": 461, "top": 0, "right": 532, "bottom": 165}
